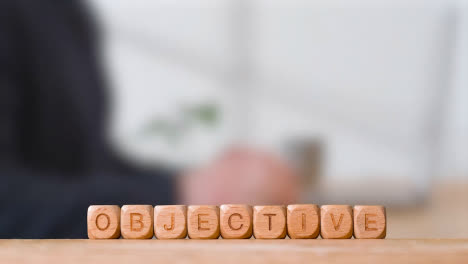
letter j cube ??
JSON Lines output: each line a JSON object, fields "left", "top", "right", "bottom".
{"left": 154, "top": 205, "right": 187, "bottom": 239}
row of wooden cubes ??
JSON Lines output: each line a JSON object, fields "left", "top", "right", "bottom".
{"left": 88, "top": 204, "right": 386, "bottom": 239}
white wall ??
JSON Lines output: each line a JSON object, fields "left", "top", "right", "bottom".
{"left": 439, "top": 2, "right": 468, "bottom": 179}
{"left": 89, "top": 0, "right": 467, "bottom": 189}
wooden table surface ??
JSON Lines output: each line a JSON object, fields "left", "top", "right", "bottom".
{"left": 1, "top": 239, "right": 468, "bottom": 264}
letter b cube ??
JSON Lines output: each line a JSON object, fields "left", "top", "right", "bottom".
{"left": 121, "top": 205, "right": 154, "bottom": 239}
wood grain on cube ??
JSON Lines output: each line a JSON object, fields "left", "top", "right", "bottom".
{"left": 320, "top": 205, "right": 353, "bottom": 239}
{"left": 121, "top": 205, "right": 154, "bottom": 239}
{"left": 87, "top": 205, "right": 121, "bottom": 239}
{"left": 187, "top": 205, "right": 220, "bottom": 239}
{"left": 287, "top": 204, "right": 320, "bottom": 239}
{"left": 220, "top": 204, "right": 253, "bottom": 239}
{"left": 353, "top": 205, "right": 386, "bottom": 239}
{"left": 253, "top": 206, "right": 286, "bottom": 239}
{"left": 154, "top": 205, "right": 187, "bottom": 239}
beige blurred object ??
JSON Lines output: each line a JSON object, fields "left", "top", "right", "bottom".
{"left": 87, "top": 205, "right": 121, "bottom": 239}
{"left": 187, "top": 205, "right": 220, "bottom": 239}
{"left": 179, "top": 146, "right": 300, "bottom": 205}
{"left": 353, "top": 205, "right": 386, "bottom": 239}
{"left": 121, "top": 205, "right": 154, "bottom": 239}
{"left": 320, "top": 205, "right": 353, "bottom": 239}
{"left": 387, "top": 181, "right": 468, "bottom": 238}
{"left": 220, "top": 204, "right": 253, "bottom": 239}
{"left": 287, "top": 204, "right": 320, "bottom": 239}
{"left": 154, "top": 205, "right": 187, "bottom": 239}
{"left": 253, "top": 206, "right": 287, "bottom": 239}
{"left": 284, "top": 139, "right": 323, "bottom": 194}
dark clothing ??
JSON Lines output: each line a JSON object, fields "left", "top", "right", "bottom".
{"left": 0, "top": 0, "right": 174, "bottom": 238}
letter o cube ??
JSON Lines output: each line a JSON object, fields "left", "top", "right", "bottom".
{"left": 87, "top": 205, "right": 121, "bottom": 239}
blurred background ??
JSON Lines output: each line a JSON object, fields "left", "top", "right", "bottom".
{"left": 89, "top": 0, "right": 468, "bottom": 238}
{"left": 1, "top": 0, "right": 467, "bottom": 238}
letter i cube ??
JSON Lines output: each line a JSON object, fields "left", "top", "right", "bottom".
{"left": 287, "top": 204, "right": 320, "bottom": 239}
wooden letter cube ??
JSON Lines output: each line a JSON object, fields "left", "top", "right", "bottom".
{"left": 353, "top": 205, "right": 386, "bottom": 239}
{"left": 187, "top": 205, "right": 220, "bottom": 239}
{"left": 253, "top": 206, "right": 286, "bottom": 239}
{"left": 287, "top": 204, "right": 320, "bottom": 239}
{"left": 121, "top": 205, "right": 154, "bottom": 239}
{"left": 154, "top": 205, "right": 187, "bottom": 239}
{"left": 87, "top": 205, "right": 121, "bottom": 239}
{"left": 320, "top": 205, "right": 353, "bottom": 239}
{"left": 220, "top": 204, "right": 253, "bottom": 239}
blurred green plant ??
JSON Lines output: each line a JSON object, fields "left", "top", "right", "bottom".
{"left": 140, "top": 102, "right": 220, "bottom": 145}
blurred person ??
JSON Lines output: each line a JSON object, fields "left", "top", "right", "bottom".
{"left": 0, "top": 0, "right": 299, "bottom": 238}
{"left": 180, "top": 146, "right": 299, "bottom": 205}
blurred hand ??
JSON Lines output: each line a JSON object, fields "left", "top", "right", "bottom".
{"left": 177, "top": 146, "right": 300, "bottom": 205}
